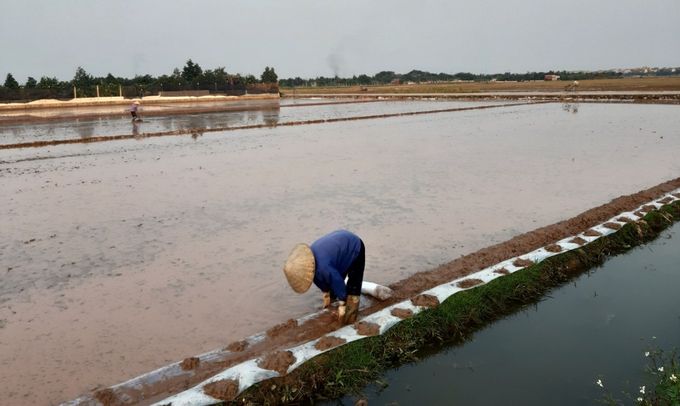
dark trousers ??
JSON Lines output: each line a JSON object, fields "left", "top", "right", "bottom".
{"left": 346, "top": 240, "right": 365, "bottom": 296}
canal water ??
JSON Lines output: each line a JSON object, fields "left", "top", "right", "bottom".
{"left": 335, "top": 222, "right": 680, "bottom": 405}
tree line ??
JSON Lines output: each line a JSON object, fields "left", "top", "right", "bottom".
{"left": 0, "top": 60, "right": 278, "bottom": 102}
{"left": 279, "top": 67, "right": 679, "bottom": 87}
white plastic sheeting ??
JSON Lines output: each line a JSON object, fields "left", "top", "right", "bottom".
{"left": 131, "top": 191, "right": 680, "bottom": 405}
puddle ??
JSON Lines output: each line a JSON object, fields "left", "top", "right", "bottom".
{"left": 335, "top": 222, "right": 680, "bottom": 405}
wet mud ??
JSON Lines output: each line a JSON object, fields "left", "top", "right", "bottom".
{"left": 411, "top": 294, "right": 441, "bottom": 308}
{"left": 545, "top": 244, "right": 563, "bottom": 253}
{"left": 203, "top": 378, "right": 240, "bottom": 401}
{"left": 354, "top": 321, "right": 381, "bottom": 336}
{"left": 390, "top": 308, "right": 414, "bottom": 319}
{"left": 493, "top": 268, "right": 510, "bottom": 275}
{"left": 267, "top": 319, "right": 299, "bottom": 338}
{"left": 314, "top": 336, "right": 347, "bottom": 351}
{"left": 603, "top": 222, "right": 622, "bottom": 230}
{"left": 226, "top": 340, "right": 249, "bottom": 353}
{"left": 583, "top": 229, "right": 603, "bottom": 237}
{"left": 180, "top": 357, "right": 200, "bottom": 371}
{"left": 569, "top": 236, "right": 588, "bottom": 245}
{"left": 457, "top": 278, "right": 484, "bottom": 289}
{"left": 257, "top": 351, "right": 296, "bottom": 375}
{"left": 93, "top": 388, "right": 118, "bottom": 406}
{"left": 512, "top": 258, "right": 535, "bottom": 268}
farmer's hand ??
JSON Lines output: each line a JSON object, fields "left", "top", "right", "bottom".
{"left": 337, "top": 301, "right": 346, "bottom": 321}
{"left": 322, "top": 292, "right": 331, "bottom": 309}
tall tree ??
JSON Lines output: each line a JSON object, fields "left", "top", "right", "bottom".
{"left": 37, "top": 76, "right": 60, "bottom": 89}
{"left": 261, "top": 66, "right": 278, "bottom": 83}
{"left": 25, "top": 76, "right": 37, "bottom": 88}
{"left": 4, "top": 73, "right": 19, "bottom": 89}
{"left": 73, "top": 66, "right": 93, "bottom": 87}
{"left": 182, "top": 59, "right": 203, "bottom": 84}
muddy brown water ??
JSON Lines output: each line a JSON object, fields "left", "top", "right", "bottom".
{"left": 1, "top": 102, "right": 679, "bottom": 404}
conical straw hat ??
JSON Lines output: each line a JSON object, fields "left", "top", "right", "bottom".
{"left": 283, "top": 243, "right": 315, "bottom": 293}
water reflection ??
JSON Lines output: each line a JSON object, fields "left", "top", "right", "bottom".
{"left": 74, "top": 118, "right": 97, "bottom": 139}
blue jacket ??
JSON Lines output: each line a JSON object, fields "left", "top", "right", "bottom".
{"left": 311, "top": 230, "right": 362, "bottom": 301}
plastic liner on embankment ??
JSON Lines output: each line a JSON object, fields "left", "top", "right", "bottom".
{"left": 63, "top": 179, "right": 680, "bottom": 406}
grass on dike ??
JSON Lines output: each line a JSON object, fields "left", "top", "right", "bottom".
{"left": 234, "top": 201, "right": 680, "bottom": 405}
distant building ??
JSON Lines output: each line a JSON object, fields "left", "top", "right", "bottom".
{"left": 390, "top": 79, "right": 402, "bottom": 85}
{"left": 544, "top": 74, "right": 561, "bottom": 81}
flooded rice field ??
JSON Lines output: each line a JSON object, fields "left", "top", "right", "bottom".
{"left": 0, "top": 99, "right": 507, "bottom": 146}
{"left": 1, "top": 100, "right": 679, "bottom": 404}
{"left": 335, "top": 221, "right": 680, "bottom": 406}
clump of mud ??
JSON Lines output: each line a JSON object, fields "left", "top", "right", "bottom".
{"left": 544, "top": 244, "right": 562, "bottom": 253}
{"left": 583, "top": 229, "right": 602, "bottom": 237}
{"left": 226, "top": 340, "right": 248, "bottom": 352}
{"left": 411, "top": 294, "right": 440, "bottom": 308}
{"left": 266, "top": 319, "right": 298, "bottom": 338}
{"left": 616, "top": 216, "right": 634, "bottom": 223}
{"left": 673, "top": 193, "right": 680, "bottom": 199}
{"left": 658, "top": 196, "right": 674, "bottom": 204}
{"left": 94, "top": 388, "right": 118, "bottom": 406}
{"left": 493, "top": 267, "right": 510, "bottom": 275}
{"left": 354, "top": 321, "right": 381, "bottom": 336}
{"left": 457, "top": 278, "right": 483, "bottom": 289}
{"left": 640, "top": 204, "right": 657, "bottom": 213}
{"left": 390, "top": 307, "right": 414, "bottom": 319}
{"left": 603, "top": 222, "right": 622, "bottom": 230}
{"left": 203, "top": 378, "right": 240, "bottom": 401}
{"left": 569, "top": 236, "right": 587, "bottom": 245}
{"left": 257, "top": 350, "right": 296, "bottom": 375}
{"left": 512, "top": 258, "right": 535, "bottom": 268}
{"left": 314, "top": 336, "right": 347, "bottom": 351}
{"left": 180, "top": 357, "right": 200, "bottom": 371}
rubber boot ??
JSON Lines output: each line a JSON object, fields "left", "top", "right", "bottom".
{"left": 344, "top": 295, "right": 360, "bottom": 324}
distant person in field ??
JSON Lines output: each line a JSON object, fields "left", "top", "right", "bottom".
{"left": 129, "top": 100, "right": 140, "bottom": 121}
{"left": 283, "top": 230, "right": 365, "bottom": 324}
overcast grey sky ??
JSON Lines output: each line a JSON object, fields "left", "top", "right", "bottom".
{"left": 2, "top": 0, "right": 679, "bottom": 82}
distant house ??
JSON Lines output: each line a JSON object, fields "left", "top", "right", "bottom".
{"left": 390, "top": 79, "right": 402, "bottom": 85}
{"left": 544, "top": 74, "right": 561, "bottom": 81}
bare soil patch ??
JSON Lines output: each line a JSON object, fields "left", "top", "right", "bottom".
{"left": 203, "top": 379, "right": 240, "bottom": 401}
{"left": 603, "top": 222, "right": 622, "bottom": 230}
{"left": 457, "top": 278, "right": 484, "bottom": 289}
{"left": 94, "top": 388, "right": 118, "bottom": 406}
{"left": 513, "top": 258, "right": 535, "bottom": 268}
{"left": 314, "top": 336, "right": 347, "bottom": 351}
{"left": 569, "top": 237, "right": 588, "bottom": 245}
{"left": 180, "top": 357, "right": 200, "bottom": 371}
{"left": 257, "top": 351, "right": 296, "bottom": 375}
{"left": 266, "top": 319, "right": 298, "bottom": 338}
{"left": 411, "top": 294, "right": 440, "bottom": 308}
{"left": 545, "top": 244, "right": 563, "bottom": 253}
{"left": 390, "top": 308, "right": 414, "bottom": 319}
{"left": 640, "top": 204, "right": 657, "bottom": 213}
{"left": 226, "top": 340, "right": 248, "bottom": 352}
{"left": 354, "top": 321, "right": 381, "bottom": 336}
{"left": 583, "top": 229, "right": 602, "bottom": 237}
{"left": 493, "top": 268, "right": 510, "bottom": 275}
{"left": 659, "top": 197, "right": 674, "bottom": 204}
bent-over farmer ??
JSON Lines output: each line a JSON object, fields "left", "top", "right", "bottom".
{"left": 283, "top": 230, "right": 364, "bottom": 324}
